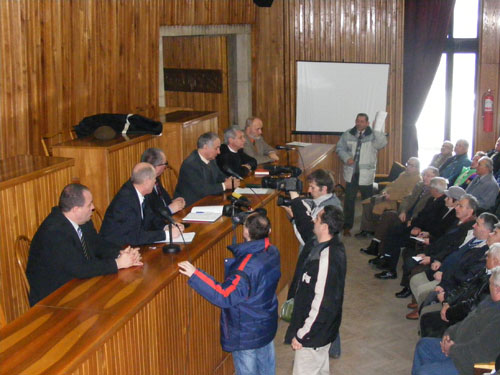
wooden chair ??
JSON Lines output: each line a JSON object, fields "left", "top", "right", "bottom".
{"left": 15, "top": 235, "right": 31, "bottom": 299}
{"left": 0, "top": 302, "right": 7, "bottom": 328}
{"left": 374, "top": 161, "right": 406, "bottom": 192}
{"left": 41, "top": 130, "right": 74, "bottom": 156}
{"left": 161, "top": 166, "right": 179, "bottom": 197}
{"left": 92, "top": 207, "right": 104, "bottom": 231}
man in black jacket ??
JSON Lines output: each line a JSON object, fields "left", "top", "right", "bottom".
{"left": 141, "top": 147, "right": 185, "bottom": 215}
{"left": 285, "top": 205, "right": 346, "bottom": 375}
{"left": 174, "top": 132, "right": 239, "bottom": 206}
{"left": 101, "top": 163, "right": 182, "bottom": 246}
{"left": 217, "top": 126, "right": 257, "bottom": 178}
{"left": 27, "top": 184, "right": 142, "bottom": 306}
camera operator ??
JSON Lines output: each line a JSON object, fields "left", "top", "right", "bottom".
{"left": 281, "top": 169, "right": 342, "bottom": 246}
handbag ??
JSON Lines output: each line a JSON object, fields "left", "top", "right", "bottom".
{"left": 280, "top": 298, "right": 294, "bottom": 322}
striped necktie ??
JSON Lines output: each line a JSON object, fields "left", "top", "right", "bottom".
{"left": 77, "top": 227, "right": 90, "bottom": 259}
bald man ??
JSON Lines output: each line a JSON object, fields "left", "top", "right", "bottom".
{"left": 101, "top": 163, "right": 182, "bottom": 247}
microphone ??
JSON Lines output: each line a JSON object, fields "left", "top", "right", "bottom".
{"left": 156, "top": 207, "right": 175, "bottom": 225}
{"left": 223, "top": 165, "right": 244, "bottom": 180}
{"left": 275, "top": 145, "right": 296, "bottom": 151}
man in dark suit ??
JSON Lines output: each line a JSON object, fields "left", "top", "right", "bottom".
{"left": 174, "top": 132, "right": 240, "bottom": 206}
{"left": 216, "top": 126, "right": 257, "bottom": 178}
{"left": 26, "top": 183, "right": 142, "bottom": 306}
{"left": 101, "top": 163, "right": 183, "bottom": 247}
{"left": 141, "top": 147, "right": 185, "bottom": 215}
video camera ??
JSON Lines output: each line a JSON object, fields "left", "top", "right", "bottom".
{"left": 261, "top": 176, "right": 303, "bottom": 192}
{"left": 265, "top": 165, "right": 302, "bottom": 178}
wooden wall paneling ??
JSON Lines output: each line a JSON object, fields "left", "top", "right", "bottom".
{"left": 0, "top": 0, "right": 160, "bottom": 159}
{"left": 475, "top": 0, "right": 500, "bottom": 152}
{"left": 254, "top": 0, "right": 404, "bottom": 183}
{"left": 159, "top": 0, "right": 256, "bottom": 26}
{"left": 162, "top": 36, "right": 230, "bottom": 130}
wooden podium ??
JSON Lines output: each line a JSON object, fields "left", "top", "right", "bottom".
{"left": 0, "top": 144, "right": 335, "bottom": 375}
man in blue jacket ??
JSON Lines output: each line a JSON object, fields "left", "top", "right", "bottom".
{"left": 178, "top": 212, "right": 281, "bottom": 375}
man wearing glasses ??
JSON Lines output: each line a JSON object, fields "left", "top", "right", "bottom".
{"left": 141, "top": 147, "right": 185, "bottom": 215}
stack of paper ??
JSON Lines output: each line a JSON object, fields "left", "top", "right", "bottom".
{"left": 156, "top": 232, "right": 196, "bottom": 244}
{"left": 234, "top": 187, "right": 274, "bottom": 195}
{"left": 182, "top": 206, "right": 224, "bottom": 223}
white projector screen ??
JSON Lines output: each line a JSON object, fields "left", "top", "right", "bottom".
{"left": 295, "top": 61, "right": 390, "bottom": 133}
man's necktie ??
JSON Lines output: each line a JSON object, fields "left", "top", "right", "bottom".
{"left": 77, "top": 227, "right": 90, "bottom": 259}
{"left": 141, "top": 200, "right": 146, "bottom": 220}
{"left": 353, "top": 131, "right": 363, "bottom": 175}
{"left": 155, "top": 181, "right": 167, "bottom": 207}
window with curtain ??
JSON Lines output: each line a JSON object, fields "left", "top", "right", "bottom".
{"left": 416, "top": 0, "right": 479, "bottom": 167}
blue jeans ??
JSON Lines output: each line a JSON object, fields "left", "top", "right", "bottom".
{"left": 412, "top": 337, "right": 459, "bottom": 375}
{"left": 232, "top": 340, "right": 275, "bottom": 375}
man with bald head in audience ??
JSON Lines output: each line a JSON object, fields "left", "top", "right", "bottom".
{"left": 242, "top": 117, "right": 279, "bottom": 164}
{"left": 101, "top": 162, "right": 183, "bottom": 247}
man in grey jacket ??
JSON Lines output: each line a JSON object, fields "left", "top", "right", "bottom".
{"left": 336, "top": 113, "right": 387, "bottom": 236}
{"left": 412, "top": 265, "right": 500, "bottom": 375}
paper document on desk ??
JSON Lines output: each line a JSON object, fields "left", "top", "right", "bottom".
{"left": 156, "top": 232, "right": 196, "bottom": 244}
{"left": 234, "top": 188, "right": 274, "bottom": 195}
{"left": 182, "top": 206, "right": 223, "bottom": 222}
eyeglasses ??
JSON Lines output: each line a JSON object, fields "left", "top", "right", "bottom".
{"left": 406, "top": 163, "right": 418, "bottom": 168}
{"left": 156, "top": 162, "right": 168, "bottom": 167}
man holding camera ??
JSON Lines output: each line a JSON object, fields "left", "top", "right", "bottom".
{"left": 178, "top": 212, "right": 281, "bottom": 375}
{"left": 281, "top": 169, "right": 342, "bottom": 246}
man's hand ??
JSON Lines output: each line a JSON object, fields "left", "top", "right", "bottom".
{"left": 433, "top": 271, "right": 443, "bottom": 282}
{"left": 421, "top": 256, "right": 431, "bottom": 265}
{"left": 440, "top": 303, "right": 450, "bottom": 322}
{"left": 242, "top": 164, "right": 252, "bottom": 171}
{"left": 178, "top": 261, "right": 196, "bottom": 277}
{"left": 418, "top": 231, "right": 430, "bottom": 238}
{"left": 440, "top": 335, "right": 455, "bottom": 356}
{"left": 163, "top": 224, "right": 182, "bottom": 239}
{"left": 224, "top": 177, "right": 240, "bottom": 190}
{"left": 289, "top": 191, "right": 300, "bottom": 199}
{"left": 168, "top": 197, "right": 185, "bottom": 214}
{"left": 431, "top": 261, "right": 442, "bottom": 271}
{"left": 346, "top": 158, "right": 355, "bottom": 166}
{"left": 291, "top": 337, "right": 303, "bottom": 350}
{"left": 268, "top": 151, "right": 279, "bottom": 161}
{"left": 411, "top": 227, "right": 421, "bottom": 236}
{"left": 281, "top": 206, "right": 293, "bottom": 219}
{"left": 116, "top": 246, "right": 143, "bottom": 269}
{"left": 399, "top": 212, "right": 407, "bottom": 222}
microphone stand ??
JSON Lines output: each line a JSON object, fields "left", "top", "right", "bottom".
{"left": 163, "top": 220, "right": 181, "bottom": 254}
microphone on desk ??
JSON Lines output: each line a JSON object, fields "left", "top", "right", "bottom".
{"left": 275, "top": 145, "right": 296, "bottom": 151}
{"left": 153, "top": 207, "right": 182, "bottom": 254}
{"left": 222, "top": 165, "right": 244, "bottom": 180}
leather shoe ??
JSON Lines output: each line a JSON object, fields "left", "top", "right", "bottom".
{"left": 354, "top": 230, "right": 374, "bottom": 239}
{"left": 395, "top": 287, "right": 412, "bottom": 298}
{"left": 374, "top": 270, "right": 397, "bottom": 279}
{"left": 368, "top": 256, "right": 383, "bottom": 265}
{"left": 375, "top": 258, "right": 391, "bottom": 270}
{"left": 406, "top": 309, "right": 419, "bottom": 320}
{"left": 407, "top": 302, "right": 418, "bottom": 309}
{"left": 343, "top": 229, "right": 352, "bottom": 237}
{"left": 360, "top": 247, "right": 378, "bottom": 256}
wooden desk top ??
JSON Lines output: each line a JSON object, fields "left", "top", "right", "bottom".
{"left": 161, "top": 110, "right": 217, "bottom": 124}
{"left": 52, "top": 134, "right": 154, "bottom": 151}
{"left": 0, "top": 155, "right": 74, "bottom": 189}
{"left": 0, "top": 143, "right": 334, "bottom": 375}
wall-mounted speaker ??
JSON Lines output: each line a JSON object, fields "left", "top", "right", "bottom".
{"left": 253, "top": 0, "right": 274, "bottom": 7}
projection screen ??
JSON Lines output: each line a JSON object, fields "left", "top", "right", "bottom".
{"left": 295, "top": 61, "right": 390, "bottom": 134}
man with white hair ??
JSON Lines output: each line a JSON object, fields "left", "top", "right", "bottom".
{"left": 216, "top": 126, "right": 257, "bottom": 178}
{"left": 465, "top": 156, "right": 499, "bottom": 210}
{"left": 242, "top": 117, "right": 279, "bottom": 164}
{"left": 439, "top": 139, "right": 471, "bottom": 185}
{"left": 412, "top": 265, "right": 500, "bottom": 375}
{"left": 430, "top": 141, "right": 453, "bottom": 169}
{"left": 101, "top": 163, "right": 183, "bottom": 246}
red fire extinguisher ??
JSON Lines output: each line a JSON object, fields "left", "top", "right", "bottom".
{"left": 483, "top": 89, "right": 494, "bottom": 133}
